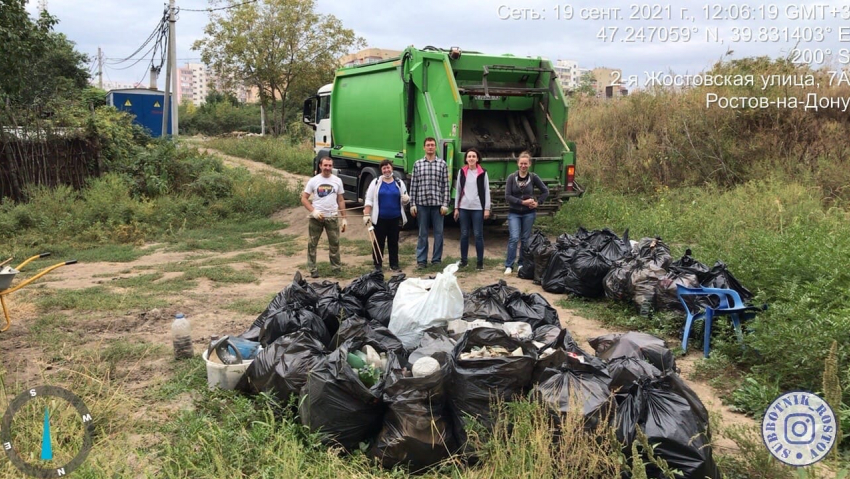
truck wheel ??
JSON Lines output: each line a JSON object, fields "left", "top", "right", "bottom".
{"left": 359, "top": 173, "right": 374, "bottom": 205}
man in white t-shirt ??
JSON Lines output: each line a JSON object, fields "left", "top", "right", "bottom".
{"left": 301, "top": 157, "right": 347, "bottom": 277}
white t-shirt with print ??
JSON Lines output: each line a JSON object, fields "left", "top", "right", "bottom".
{"left": 304, "top": 174, "right": 344, "bottom": 215}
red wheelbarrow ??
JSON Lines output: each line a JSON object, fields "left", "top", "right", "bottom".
{"left": 0, "top": 253, "right": 77, "bottom": 332}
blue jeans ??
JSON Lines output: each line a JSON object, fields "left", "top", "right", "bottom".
{"left": 506, "top": 211, "right": 536, "bottom": 268}
{"left": 459, "top": 209, "right": 484, "bottom": 265}
{"left": 416, "top": 205, "right": 444, "bottom": 265}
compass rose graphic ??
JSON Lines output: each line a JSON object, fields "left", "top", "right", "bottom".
{"left": 2, "top": 386, "right": 94, "bottom": 478}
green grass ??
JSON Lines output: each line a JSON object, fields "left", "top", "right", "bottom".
{"left": 165, "top": 219, "right": 289, "bottom": 253}
{"left": 179, "top": 265, "right": 259, "bottom": 284}
{"left": 223, "top": 296, "right": 276, "bottom": 316}
{"left": 208, "top": 136, "right": 315, "bottom": 176}
{"left": 274, "top": 235, "right": 303, "bottom": 256}
{"left": 32, "top": 285, "right": 168, "bottom": 311}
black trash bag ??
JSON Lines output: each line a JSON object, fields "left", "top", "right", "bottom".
{"left": 604, "top": 259, "right": 637, "bottom": 302}
{"left": 342, "top": 269, "right": 387, "bottom": 303}
{"left": 636, "top": 237, "right": 672, "bottom": 270}
{"left": 366, "top": 290, "right": 395, "bottom": 327}
{"left": 653, "top": 270, "right": 699, "bottom": 312}
{"left": 236, "top": 330, "right": 328, "bottom": 402}
{"left": 463, "top": 281, "right": 518, "bottom": 322}
{"left": 532, "top": 324, "right": 563, "bottom": 345}
{"left": 309, "top": 279, "right": 341, "bottom": 298}
{"left": 702, "top": 260, "right": 754, "bottom": 304}
{"left": 594, "top": 228, "right": 632, "bottom": 262}
{"left": 533, "top": 329, "right": 609, "bottom": 383}
{"left": 239, "top": 280, "right": 299, "bottom": 342}
{"left": 462, "top": 294, "right": 512, "bottom": 323}
{"left": 533, "top": 243, "right": 557, "bottom": 284}
{"left": 669, "top": 248, "right": 710, "bottom": 282}
{"left": 299, "top": 337, "right": 396, "bottom": 452}
{"left": 555, "top": 232, "right": 582, "bottom": 249}
{"left": 259, "top": 306, "right": 330, "bottom": 347}
{"left": 371, "top": 351, "right": 456, "bottom": 469}
{"left": 519, "top": 230, "right": 548, "bottom": 280}
{"left": 408, "top": 327, "right": 456, "bottom": 365}
{"left": 450, "top": 328, "right": 537, "bottom": 449}
{"left": 315, "top": 292, "right": 364, "bottom": 337}
{"left": 504, "top": 291, "right": 559, "bottom": 330}
{"left": 283, "top": 271, "right": 320, "bottom": 308}
{"left": 614, "top": 375, "right": 720, "bottom": 479}
{"left": 563, "top": 248, "right": 613, "bottom": 298}
{"left": 606, "top": 357, "right": 662, "bottom": 394}
{"left": 468, "top": 280, "right": 520, "bottom": 305}
{"left": 331, "top": 316, "right": 406, "bottom": 356}
{"left": 629, "top": 260, "right": 668, "bottom": 315}
{"left": 386, "top": 273, "right": 407, "bottom": 296}
{"left": 588, "top": 332, "right": 676, "bottom": 373}
{"left": 541, "top": 248, "right": 578, "bottom": 294}
{"left": 533, "top": 363, "right": 612, "bottom": 429}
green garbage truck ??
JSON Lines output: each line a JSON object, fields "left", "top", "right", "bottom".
{"left": 302, "top": 46, "right": 582, "bottom": 220}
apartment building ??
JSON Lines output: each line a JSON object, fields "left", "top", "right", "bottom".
{"left": 339, "top": 48, "right": 402, "bottom": 67}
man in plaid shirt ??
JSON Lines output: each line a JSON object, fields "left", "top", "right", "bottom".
{"left": 409, "top": 137, "right": 450, "bottom": 267}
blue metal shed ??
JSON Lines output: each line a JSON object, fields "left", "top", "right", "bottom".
{"left": 106, "top": 88, "right": 173, "bottom": 137}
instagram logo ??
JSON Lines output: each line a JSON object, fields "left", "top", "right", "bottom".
{"left": 784, "top": 413, "right": 815, "bottom": 445}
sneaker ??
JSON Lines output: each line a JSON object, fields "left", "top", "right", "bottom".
{"left": 416, "top": 263, "right": 427, "bottom": 270}
{"left": 504, "top": 267, "right": 512, "bottom": 275}
{"left": 390, "top": 266, "right": 403, "bottom": 273}
{"left": 476, "top": 262, "right": 484, "bottom": 270}
{"left": 459, "top": 261, "right": 468, "bottom": 268}
{"left": 310, "top": 270, "right": 320, "bottom": 278}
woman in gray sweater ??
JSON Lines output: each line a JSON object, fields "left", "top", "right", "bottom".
{"left": 504, "top": 151, "right": 549, "bottom": 275}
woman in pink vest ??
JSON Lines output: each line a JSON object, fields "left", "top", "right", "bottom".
{"left": 453, "top": 148, "right": 491, "bottom": 269}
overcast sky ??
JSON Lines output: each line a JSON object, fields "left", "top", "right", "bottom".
{"left": 27, "top": 0, "right": 850, "bottom": 89}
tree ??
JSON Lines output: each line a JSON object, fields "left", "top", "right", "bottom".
{"left": 0, "top": 1, "right": 89, "bottom": 109}
{"left": 193, "top": 0, "right": 363, "bottom": 135}
{"left": 576, "top": 71, "right": 597, "bottom": 96}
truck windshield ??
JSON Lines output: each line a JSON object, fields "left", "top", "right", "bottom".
{"left": 317, "top": 95, "right": 330, "bottom": 121}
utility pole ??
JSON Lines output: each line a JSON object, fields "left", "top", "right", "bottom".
{"left": 162, "top": 0, "right": 174, "bottom": 137}
{"left": 97, "top": 47, "right": 103, "bottom": 89}
{"left": 170, "top": 0, "right": 179, "bottom": 137}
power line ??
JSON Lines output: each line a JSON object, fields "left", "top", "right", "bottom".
{"left": 105, "top": 10, "right": 168, "bottom": 66}
{"left": 105, "top": 57, "right": 202, "bottom": 61}
{"left": 179, "top": 0, "right": 259, "bottom": 12}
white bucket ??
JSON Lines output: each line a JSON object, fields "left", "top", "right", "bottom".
{"left": 202, "top": 349, "right": 253, "bottom": 390}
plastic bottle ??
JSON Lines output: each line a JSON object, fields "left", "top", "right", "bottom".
{"left": 172, "top": 313, "right": 193, "bottom": 359}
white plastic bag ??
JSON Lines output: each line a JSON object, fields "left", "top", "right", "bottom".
{"left": 389, "top": 263, "right": 464, "bottom": 349}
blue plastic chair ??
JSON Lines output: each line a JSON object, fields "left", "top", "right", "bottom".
{"left": 676, "top": 285, "right": 766, "bottom": 357}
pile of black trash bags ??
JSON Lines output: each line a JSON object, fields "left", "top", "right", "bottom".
{"left": 233, "top": 270, "right": 720, "bottom": 477}
{"left": 520, "top": 227, "right": 752, "bottom": 314}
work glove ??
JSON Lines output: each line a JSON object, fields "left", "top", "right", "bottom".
{"left": 401, "top": 193, "right": 410, "bottom": 205}
{"left": 362, "top": 216, "right": 371, "bottom": 225}
{"left": 440, "top": 206, "right": 448, "bottom": 216}
{"left": 410, "top": 206, "right": 417, "bottom": 217}
{"left": 310, "top": 210, "right": 324, "bottom": 221}
{"left": 340, "top": 219, "right": 347, "bottom": 233}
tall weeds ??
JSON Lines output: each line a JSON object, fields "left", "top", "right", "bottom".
{"left": 568, "top": 57, "right": 850, "bottom": 204}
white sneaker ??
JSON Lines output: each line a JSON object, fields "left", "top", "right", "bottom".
{"left": 504, "top": 267, "right": 512, "bottom": 275}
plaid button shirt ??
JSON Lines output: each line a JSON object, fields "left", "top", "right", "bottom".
{"left": 409, "top": 156, "right": 450, "bottom": 207}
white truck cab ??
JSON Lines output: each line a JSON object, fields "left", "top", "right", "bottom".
{"left": 302, "top": 83, "right": 332, "bottom": 154}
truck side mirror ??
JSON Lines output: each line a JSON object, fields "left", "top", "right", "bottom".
{"left": 302, "top": 97, "right": 317, "bottom": 129}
